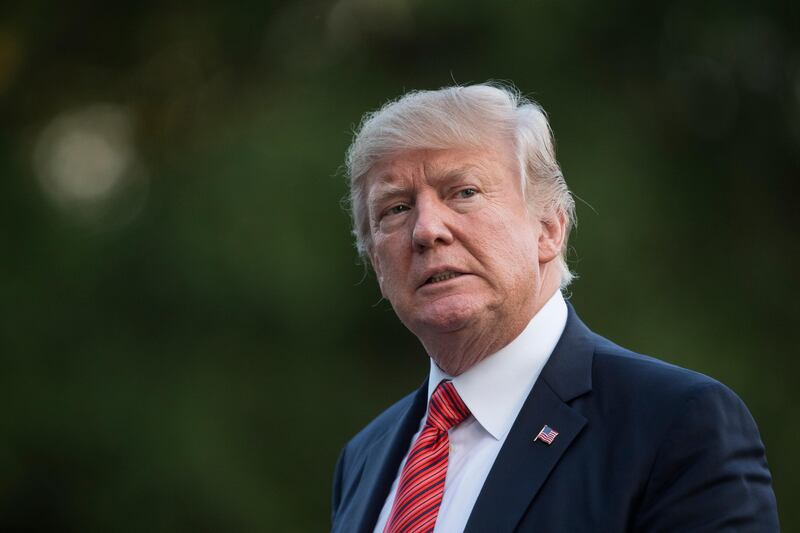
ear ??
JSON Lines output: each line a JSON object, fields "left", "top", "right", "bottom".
{"left": 538, "top": 210, "right": 567, "bottom": 263}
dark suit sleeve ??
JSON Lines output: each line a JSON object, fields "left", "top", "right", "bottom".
{"left": 635, "top": 381, "right": 779, "bottom": 532}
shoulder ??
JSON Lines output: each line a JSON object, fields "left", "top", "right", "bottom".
{"left": 332, "top": 388, "right": 422, "bottom": 518}
{"left": 581, "top": 333, "right": 778, "bottom": 530}
{"left": 576, "top": 331, "right": 762, "bottom": 460}
{"left": 589, "top": 332, "right": 741, "bottom": 409}
{"left": 340, "top": 387, "right": 420, "bottom": 459}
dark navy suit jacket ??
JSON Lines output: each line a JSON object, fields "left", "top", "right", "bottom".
{"left": 332, "top": 305, "right": 779, "bottom": 532}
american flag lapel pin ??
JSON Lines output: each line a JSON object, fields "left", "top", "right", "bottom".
{"left": 534, "top": 424, "right": 559, "bottom": 445}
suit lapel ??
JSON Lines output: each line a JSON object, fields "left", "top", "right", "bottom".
{"left": 342, "top": 380, "right": 429, "bottom": 533}
{"left": 464, "top": 303, "right": 595, "bottom": 533}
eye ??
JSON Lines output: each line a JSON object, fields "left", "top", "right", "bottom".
{"left": 385, "top": 204, "right": 410, "bottom": 217}
{"left": 457, "top": 188, "right": 478, "bottom": 199}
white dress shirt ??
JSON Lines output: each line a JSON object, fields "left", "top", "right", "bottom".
{"left": 373, "top": 291, "right": 568, "bottom": 533}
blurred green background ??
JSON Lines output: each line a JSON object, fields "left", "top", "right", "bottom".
{"left": 1, "top": 0, "right": 797, "bottom": 531}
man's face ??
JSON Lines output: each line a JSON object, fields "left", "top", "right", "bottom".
{"left": 365, "top": 141, "right": 558, "bottom": 344}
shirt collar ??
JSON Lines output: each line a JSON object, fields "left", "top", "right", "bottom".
{"left": 427, "top": 290, "right": 568, "bottom": 440}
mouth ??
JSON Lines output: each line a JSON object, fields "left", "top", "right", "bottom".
{"left": 424, "top": 270, "right": 464, "bottom": 285}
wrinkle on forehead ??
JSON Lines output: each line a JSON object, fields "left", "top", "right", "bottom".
{"left": 367, "top": 148, "right": 510, "bottom": 192}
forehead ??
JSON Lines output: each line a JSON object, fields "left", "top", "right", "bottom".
{"left": 365, "top": 144, "right": 518, "bottom": 193}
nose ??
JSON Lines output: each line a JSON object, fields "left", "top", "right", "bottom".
{"left": 412, "top": 194, "right": 454, "bottom": 252}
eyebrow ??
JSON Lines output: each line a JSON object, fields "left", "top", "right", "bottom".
{"left": 368, "top": 181, "right": 409, "bottom": 212}
{"left": 436, "top": 164, "right": 486, "bottom": 182}
{"left": 367, "top": 161, "right": 491, "bottom": 220}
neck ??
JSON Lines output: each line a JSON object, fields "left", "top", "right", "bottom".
{"left": 423, "top": 278, "right": 561, "bottom": 376}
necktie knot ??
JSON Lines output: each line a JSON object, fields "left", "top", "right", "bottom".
{"left": 427, "top": 380, "right": 471, "bottom": 432}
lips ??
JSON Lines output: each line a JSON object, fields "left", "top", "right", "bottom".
{"left": 418, "top": 267, "right": 467, "bottom": 288}
{"left": 427, "top": 271, "right": 462, "bottom": 284}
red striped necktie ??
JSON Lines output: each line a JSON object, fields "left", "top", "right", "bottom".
{"left": 383, "top": 380, "right": 471, "bottom": 533}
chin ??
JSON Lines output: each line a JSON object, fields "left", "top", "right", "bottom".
{"left": 403, "top": 295, "right": 484, "bottom": 335}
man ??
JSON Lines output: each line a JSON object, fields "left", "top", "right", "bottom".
{"left": 331, "top": 83, "right": 779, "bottom": 532}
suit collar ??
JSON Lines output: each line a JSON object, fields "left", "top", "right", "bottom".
{"left": 539, "top": 300, "right": 594, "bottom": 402}
{"left": 464, "top": 301, "right": 595, "bottom": 532}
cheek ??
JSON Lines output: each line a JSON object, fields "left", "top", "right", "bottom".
{"left": 372, "top": 246, "right": 409, "bottom": 298}
{"left": 479, "top": 229, "right": 541, "bottom": 285}
{"left": 479, "top": 214, "right": 539, "bottom": 260}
